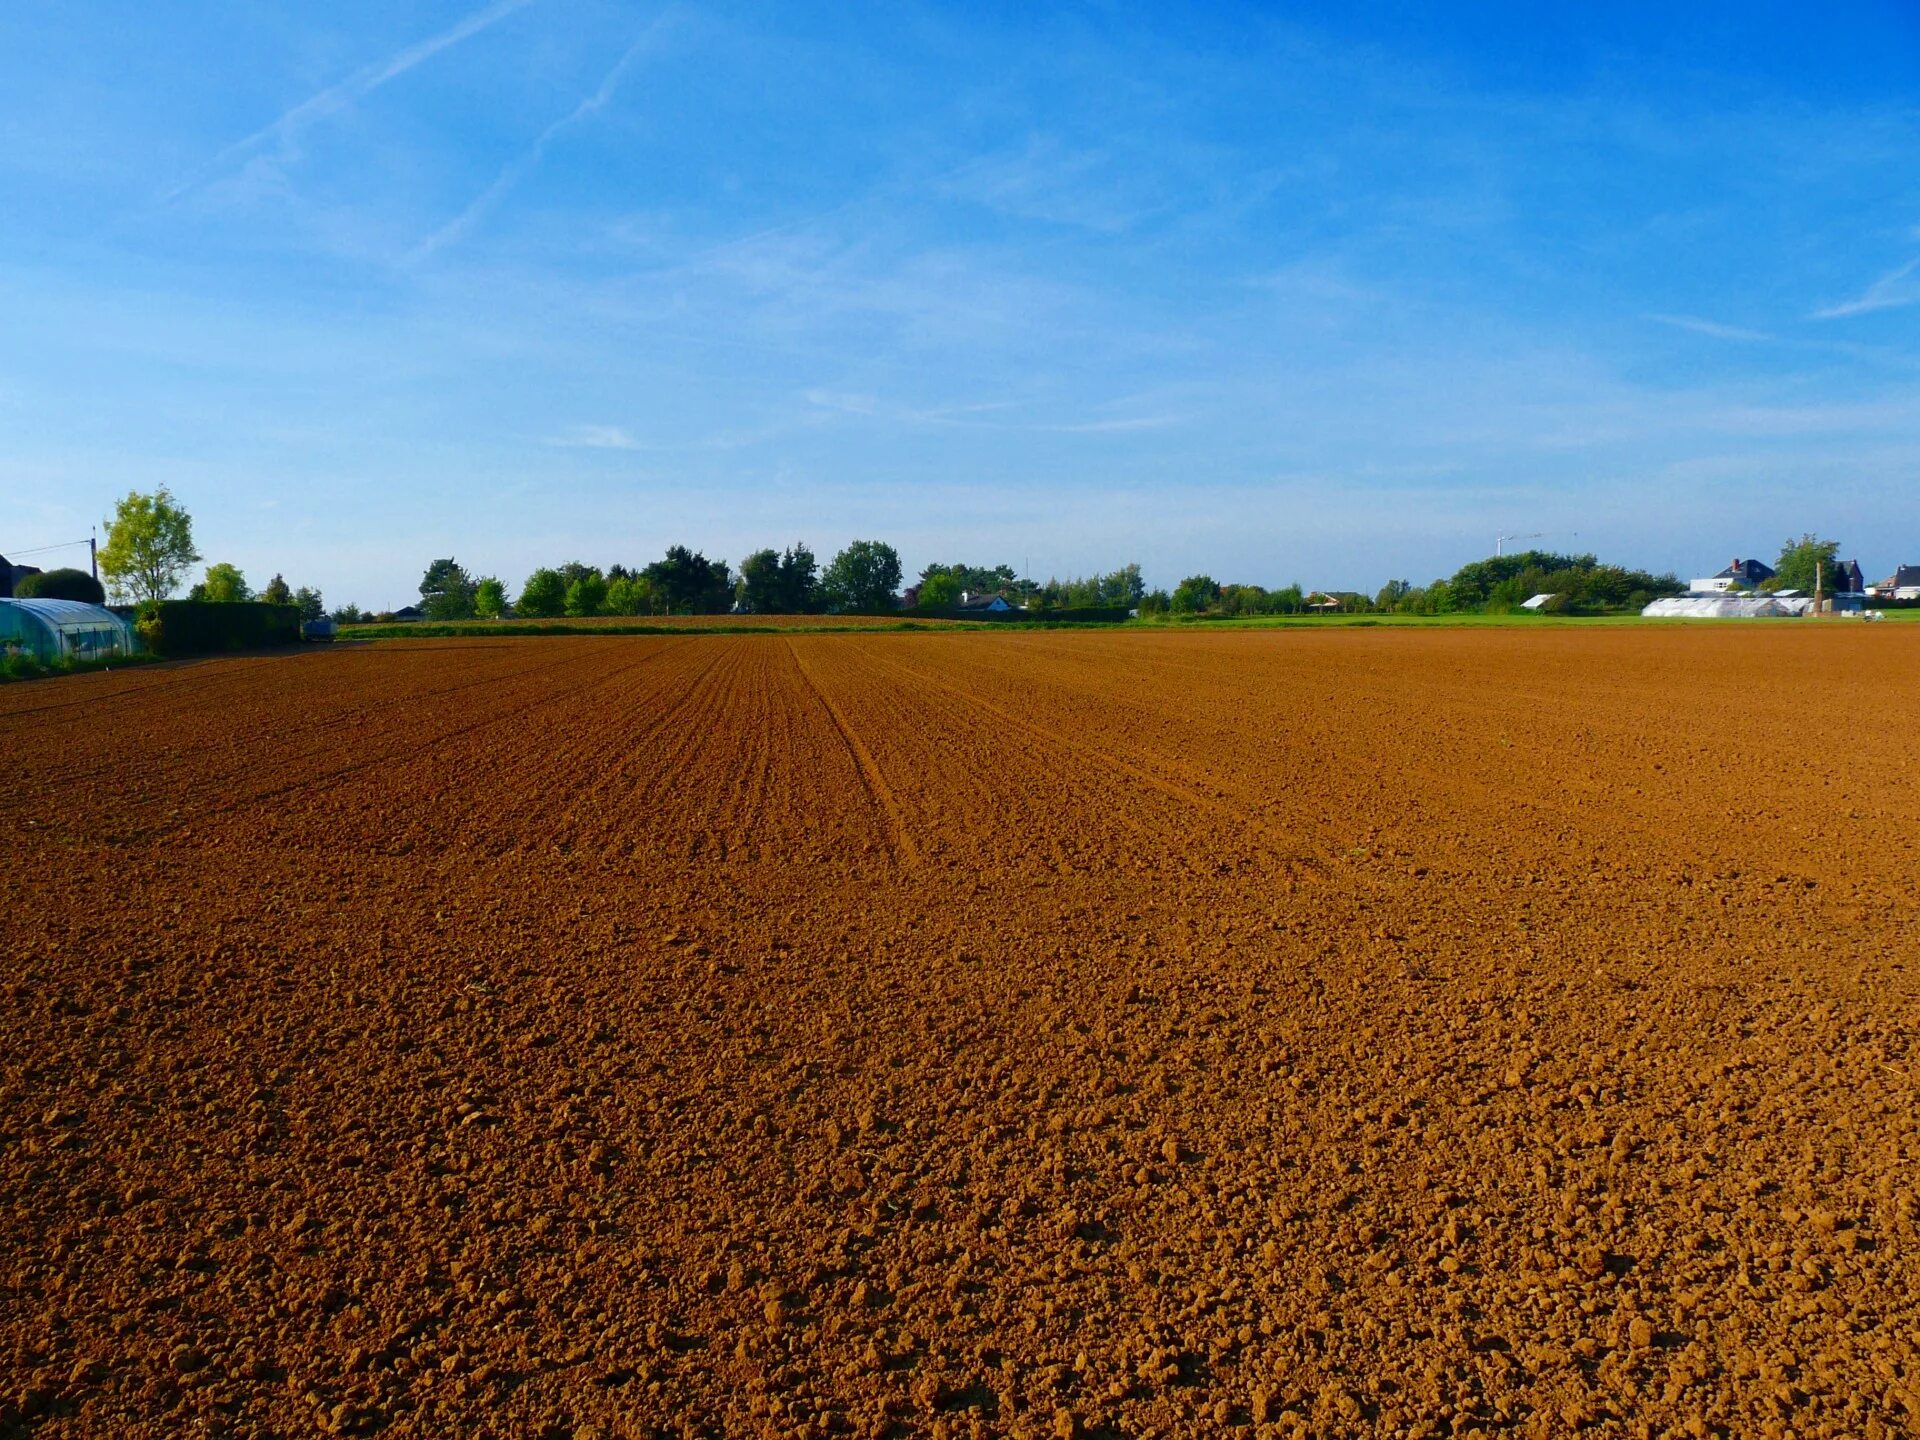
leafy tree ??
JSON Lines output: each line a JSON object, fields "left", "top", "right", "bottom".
{"left": 100, "top": 487, "right": 200, "bottom": 603}
{"left": 565, "top": 572, "right": 609, "bottom": 617}
{"left": 777, "top": 544, "right": 820, "bottom": 612}
{"left": 420, "top": 558, "right": 477, "bottom": 620}
{"left": 518, "top": 567, "right": 567, "bottom": 618}
{"left": 1035, "top": 563, "right": 1145, "bottom": 609}
{"left": 259, "top": 573, "right": 293, "bottom": 607}
{"left": 1138, "top": 589, "right": 1171, "bottom": 616}
{"left": 16, "top": 567, "right": 107, "bottom": 604}
{"left": 556, "top": 561, "right": 603, "bottom": 591}
{"left": 822, "top": 540, "right": 902, "bottom": 613}
{"left": 331, "top": 603, "right": 365, "bottom": 625}
{"left": 1170, "top": 575, "right": 1218, "bottom": 614}
{"left": 190, "top": 562, "right": 251, "bottom": 603}
{"left": 738, "top": 548, "right": 782, "bottom": 613}
{"left": 1770, "top": 534, "right": 1842, "bottom": 594}
{"left": 293, "top": 586, "right": 325, "bottom": 622}
{"left": 473, "top": 576, "right": 508, "bottom": 619}
{"left": 1376, "top": 579, "right": 1411, "bottom": 609}
{"left": 921, "top": 561, "right": 1018, "bottom": 591}
{"left": 736, "top": 544, "right": 821, "bottom": 613}
{"left": 1442, "top": 550, "right": 1678, "bottom": 614}
{"left": 602, "top": 575, "right": 657, "bottom": 615}
{"left": 643, "top": 546, "right": 732, "bottom": 613}
{"left": 917, "top": 572, "right": 961, "bottom": 610}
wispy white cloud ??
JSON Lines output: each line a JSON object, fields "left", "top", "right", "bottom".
{"left": 413, "top": 17, "right": 674, "bottom": 261}
{"left": 1037, "top": 414, "right": 1182, "bottom": 434}
{"left": 802, "top": 389, "right": 879, "bottom": 416}
{"left": 800, "top": 386, "right": 1183, "bottom": 435}
{"left": 165, "top": 0, "right": 538, "bottom": 202}
{"left": 547, "top": 424, "right": 642, "bottom": 450}
{"left": 935, "top": 138, "right": 1153, "bottom": 233}
{"left": 1814, "top": 256, "right": 1920, "bottom": 319}
{"left": 1645, "top": 312, "right": 1774, "bottom": 342}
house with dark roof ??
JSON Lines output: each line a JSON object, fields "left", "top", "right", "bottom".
{"left": 1690, "top": 557, "right": 1776, "bottom": 593}
{"left": 0, "top": 555, "right": 42, "bottom": 600}
{"left": 1869, "top": 565, "right": 1920, "bottom": 601}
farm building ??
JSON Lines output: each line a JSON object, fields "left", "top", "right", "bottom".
{"left": 1689, "top": 557, "right": 1776, "bottom": 593}
{"left": 0, "top": 598, "right": 138, "bottom": 662}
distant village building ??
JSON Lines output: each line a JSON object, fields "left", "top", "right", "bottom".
{"left": 0, "top": 554, "right": 43, "bottom": 600}
{"left": 955, "top": 591, "right": 1017, "bottom": 613}
{"left": 1868, "top": 565, "right": 1920, "bottom": 602}
{"left": 1690, "top": 558, "right": 1775, "bottom": 593}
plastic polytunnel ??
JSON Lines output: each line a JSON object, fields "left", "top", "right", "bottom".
{"left": 0, "top": 598, "right": 138, "bottom": 662}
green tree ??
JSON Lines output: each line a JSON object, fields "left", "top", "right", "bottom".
{"left": 190, "top": 562, "right": 251, "bottom": 603}
{"left": 1375, "top": 579, "right": 1411, "bottom": 609}
{"left": 602, "top": 575, "right": 657, "bottom": 615}
{"left": 16, "top": 568, "right": 107, "bottom": 604}
{"left": 1770, "top": 534, "right": 1841, "bottom": 594}
{"left": 822, "top": 540, "right": 902, "bottom": 613}
{"left": 99, "top": 487, "right": 200, "bottom": 603}
{"left": 259, "top": 573, "right": 293, "bottom": 607}
{"left": 293, "top": 586, "right": 325, "bottom": 622}
{"left": 1170, "top": 575, "right": 1218, "bottom": 614}
{"left": 1138, "top": 589, "right": 1171, "bottom": 617}
{"left": 738, "top": 548, "right": 782, "bottom": 612}
{"left": 420, "top": 558, "right": 477, "bottom": 620}
{"left": 518, "top": 567, "right": 567, "bottom": 618}
{"left": 473, "top": 576, "right": 508, "bottom": 619}
{"left": 331, "top": 603, "right": 365, "bottom": 625}
{"left": 643, "top": 546, "right": 731, "bottom": 613}
{"left": 777, "top": 543, "right": 819, "bottom": 612}
{"left": 917, "top": 572, "right": 961, "bottom": 610}
{"left": 920, "top": 561, "right": 1019, "bottom": 595}
{"left": 564, "top": 572, "right": 609, "bottom": 617}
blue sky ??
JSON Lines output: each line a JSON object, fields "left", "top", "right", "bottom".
{"left": 2, "top": 1, "right": 1917, "bottom": 607}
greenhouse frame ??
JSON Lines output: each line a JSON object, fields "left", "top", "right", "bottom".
{"left": 0, "top": 598, "right": 138, "bottom": 662}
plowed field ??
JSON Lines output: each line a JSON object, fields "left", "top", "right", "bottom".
{"left": 4, "top": 629, "right": 1917, "bottom": 1440}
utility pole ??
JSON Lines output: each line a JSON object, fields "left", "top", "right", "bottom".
{"left": 90, "top": 527, "right": 97, "bottom": 581}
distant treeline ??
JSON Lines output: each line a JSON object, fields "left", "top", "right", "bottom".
{"left": 362, "top": 543, "right": 904, "bottom": 622}
{"left": 1142, "top": 551, "right": 1685, "bottom": 618}
{"left": 343, "top": 551, "right": 1155, "bottom": 623}
{"left": 326, "top": 548, "right": 1682, "bottom": 624}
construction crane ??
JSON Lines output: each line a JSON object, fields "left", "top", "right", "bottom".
{"left": 1495, "top": 531, "right": 1576, "bottom": 557}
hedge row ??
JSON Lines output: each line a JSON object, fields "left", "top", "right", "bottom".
{"left": 134, "top": 600, "right": 302, "bottom": 656}
{"left": 921, "top": 605, "right": 1134, "bottom": 623}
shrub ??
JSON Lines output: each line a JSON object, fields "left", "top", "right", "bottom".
{"left": 15, "top": 567, "right": 106, "bottom": 604}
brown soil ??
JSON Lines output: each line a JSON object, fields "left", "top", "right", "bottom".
{"left": 3, "top": 629, "right": 1916, "bottom": 1440}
